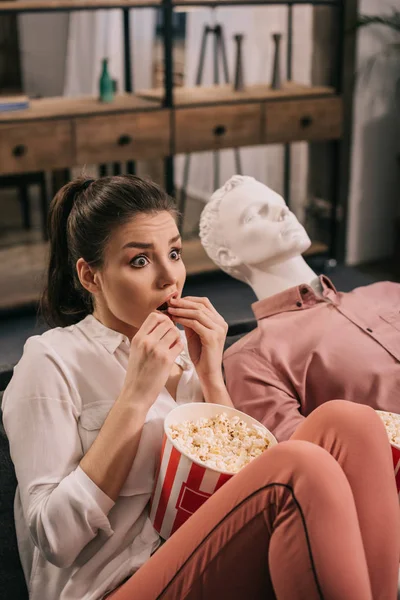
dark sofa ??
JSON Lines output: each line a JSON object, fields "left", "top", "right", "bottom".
{"left": 0, "top": 392, "right": 29, "bottom": 599}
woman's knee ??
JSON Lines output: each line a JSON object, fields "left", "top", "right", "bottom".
{"left": 307, "top": 400, "right": 385, "bottom": 445}
{"left": 256, "top": 439, "right": 344, "bottom": 491}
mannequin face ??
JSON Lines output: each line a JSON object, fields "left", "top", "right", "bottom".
{"left": 217, "top": 180, "right": 311, "bottom": 268}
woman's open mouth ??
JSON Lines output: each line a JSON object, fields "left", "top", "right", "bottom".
{"left": 157, "top": 302, "right": 169, "bottom": 313}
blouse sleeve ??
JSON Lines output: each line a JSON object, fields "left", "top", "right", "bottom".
{"left": 1, "top": 336, "right": 115, "bottom": 569}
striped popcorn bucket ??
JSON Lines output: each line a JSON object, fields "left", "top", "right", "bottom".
{"left": 391, "top": 445, "right": 400, "bottom": 496}
{"left": 149, "top": 402, "right": 277, "bottom": 540}
{"left": 376, "top": 411, "right": 400, "bottom": 497}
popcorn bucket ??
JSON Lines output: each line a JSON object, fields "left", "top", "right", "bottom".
{"left": 376, "top": 410, "right": 400, "bottom": 497}
{"left": 390, "top": 444, "right": 400, "bottom": 496}
{"left": 149, "top": 403, "right": 278, "bottom": 540}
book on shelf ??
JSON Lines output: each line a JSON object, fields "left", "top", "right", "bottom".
{"left": 0, "top": 95, "right": 30, "bottom": 112}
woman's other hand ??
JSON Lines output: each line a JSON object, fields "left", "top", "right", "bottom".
{"left": 122, "top": 312, "right": 184, "bottom": 411}
{"left": 167, "top": 296, "right": 228, "bottom": 387}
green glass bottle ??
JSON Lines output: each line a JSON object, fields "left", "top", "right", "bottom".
{"left": 99, "top": 58, "right": 114, "bottom": 103}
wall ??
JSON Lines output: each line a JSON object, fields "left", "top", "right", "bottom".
{"left": 346, "top": 0, "right": 400, "bottom": 265}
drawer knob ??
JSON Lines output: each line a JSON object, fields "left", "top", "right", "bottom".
{"left": 117, "top": 134, "right": 132, "bottom": 146}
{"left": 300, "top": 116, "right": 313, "bottom": 128}
{"left": 213, "top": 125, "right": 226, "bottom": 137}
{"left": 12, "top": 144, "right": 27, "bottom": 157}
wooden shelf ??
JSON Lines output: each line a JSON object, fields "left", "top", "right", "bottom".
{"left": 0, "top": 242, "right": 47, "bottom": 312}
{"left": 0, "top": 83, "right": 337, "bottom": 124}
{"left": 0, "top": 239, "right": 329, "bottom": 310}
{"left": 0, "top": 0, "right": 160, "bottom": 13}
{"left": 137, "top": 82, "right": 336, "bottom": 107}
{"left": 174, "top": 0, "right": 338, "bottom": 5}
{"left": 0, "top": 0, "right": 343, "bottom": 12}
{"left": 0, "top": 239, "right": 216, "bottom": 311}
{"left": 0, "top": 94, "right": 162, "bottom": 123}
{"left": 304, "top": 241, "right": 329, "bottom": 256}
{"left": 182, "top": 237, "right": 329, "bottom": 275}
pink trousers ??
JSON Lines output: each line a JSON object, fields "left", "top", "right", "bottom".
{"left": 107, "top": 400, "right": 400, "bottom": 599}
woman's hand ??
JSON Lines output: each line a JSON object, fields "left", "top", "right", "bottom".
{"left": 167, "top": 296, "right": 228, "bottom": 386}
{"left": 122, "top": 312, "right": 184, "bottom": 412}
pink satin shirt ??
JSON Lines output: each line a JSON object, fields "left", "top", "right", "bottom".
{"left": 223, "top": 277, "right": 400, "bottom": 441}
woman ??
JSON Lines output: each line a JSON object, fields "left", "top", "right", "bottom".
{"left": 2, "top": 175, "right": 399, "bottom": 600}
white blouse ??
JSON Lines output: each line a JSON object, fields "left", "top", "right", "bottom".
{"left": 2, "top": 315, "right": 203, "bottom": 600}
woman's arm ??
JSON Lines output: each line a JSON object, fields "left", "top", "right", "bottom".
{"left": 3, "top": 313, "right": 183, "bottom": 568}
{"left": 79, "top": 393, "right": 148, "bottom": 502}
{"left": 81, "top": 311, "right": 183, "bottom": 500}
{"left": 200, "top": 377, "right": 234, "bottom": 407}
{"left": 167, "top": 296, "right": 234, "bottom": 407}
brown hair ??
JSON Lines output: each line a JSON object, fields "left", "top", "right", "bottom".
{"left": 40, "top": 175, "right": 177, "bottom": 328}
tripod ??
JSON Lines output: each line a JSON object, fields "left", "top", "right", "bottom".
{"left": 178, "top": 23, "right": 243, "bottom": 230}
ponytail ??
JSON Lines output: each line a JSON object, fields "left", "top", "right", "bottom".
{"left": 40, "top": 178, "right": 94, "bottom": 328}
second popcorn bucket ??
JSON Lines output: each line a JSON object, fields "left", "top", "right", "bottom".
{"left": 376, "top": 410, "right": 400, "bottom": 497}
{"left": 149, "top": 402, "right": 278, "bottom": 540}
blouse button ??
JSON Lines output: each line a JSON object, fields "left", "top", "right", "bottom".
{"left": 366, "top": 328, "right": 373, "bottom": 333}
{"left": 300, "top": 288, "right": 308, "bottom": 295}
{"left": 296, "top": 301, "right": 302, "bottom": 308}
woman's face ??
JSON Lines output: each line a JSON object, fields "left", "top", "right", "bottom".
{"left": 91, "top": 211, "right": 186, "bottom": 338}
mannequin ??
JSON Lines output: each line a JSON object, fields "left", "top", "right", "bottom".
{"left": 199, "top": 175, "right": 400, "bottom": 441}
{"left": 199, "top": 175, "right": 323, "bottom": 299}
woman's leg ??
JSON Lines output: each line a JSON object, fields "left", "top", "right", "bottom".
{"left": 291, "top": 400, "right": 400, "bottom": 600}
{"left": 108, "top": 434, "right": 375, "bottom": 599}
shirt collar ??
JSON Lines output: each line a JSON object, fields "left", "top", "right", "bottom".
{"left": 252, "top": 276, "right": 338, "bottom": 321}
{"left": 76, "top": 315, "right": 193, "bottom": 370}
{"left": 76, "top": 314, "right": 130, "bottom": 354}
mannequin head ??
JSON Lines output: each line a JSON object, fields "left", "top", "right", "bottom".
{"left": 199, "top": 175, "right": 311, "bottom": 284}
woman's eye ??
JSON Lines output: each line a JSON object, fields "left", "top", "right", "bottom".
{"left": 170, "top": 248, "right": 182, "bottom": 261}
{"left": 130, "top": 255, "right": 149, "bottom": 268}
{"left": 244, "top": 213, "right": 256, "bottom": 224}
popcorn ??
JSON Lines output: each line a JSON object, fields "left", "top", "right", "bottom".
{"left": 376, "top": 410, "right": 400, "bottom": 447}
{"left": 150, "top": 403, "right": 277, "bottom": 539}
{"left": 167, "top": 412, "right": 271, "bottom": 474}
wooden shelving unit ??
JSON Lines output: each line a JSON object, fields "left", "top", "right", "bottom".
{"left": 182, "top": 238, "right": 329, "bottom": 275}
{"left": 0, "top": 0, "right": 358, "bottom": 297}
{"left": 0, "top": 0, "right": 160, "bottom": 12}
{"left": 0, "top": 0, "right": 338, "bottom": 11}
{"left": 0, "top": 82, "right": 343, "bottom": 174}
{"left": 0, "top": 237, "right": 329, "bottom": 310}
{"left": 138, "top": 81, "right": 336, "bottom": 106}
{"left": 0, "top": 94, "right": 161, "bottom": 122}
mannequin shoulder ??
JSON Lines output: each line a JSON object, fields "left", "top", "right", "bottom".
{"left": 223, "top": 327, "right": 261, "bottom": 361}
{"left": 349, "top": 280, "right": 400, "bottom": 306}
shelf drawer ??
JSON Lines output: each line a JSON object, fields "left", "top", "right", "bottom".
{"left": 264, "top": 97, "right": 343, "bottom": 143}
{"left": 75, "top": 110, "right": 170, "bottom": 164}
{"left": 0, "top": 120, "right": 73, "bottom": 174}
{"left": 175, "top": 104, "right": 262, "bottom": 153}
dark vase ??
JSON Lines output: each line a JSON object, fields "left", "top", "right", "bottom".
{"left": 99, "top": 58, "right": 114, "bottom": 103}
{"left": 233, "top": 34, "right": 245, "bottom": 91}
{"left": 271, "top": 33, "right": 282, "bottom": 90}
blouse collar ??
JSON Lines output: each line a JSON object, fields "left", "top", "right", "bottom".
{"left": 76, "top": 314, "right": 192, "bottom": 370}
{"left": 75, "top": 314, "right": 130, "bottom": 354}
